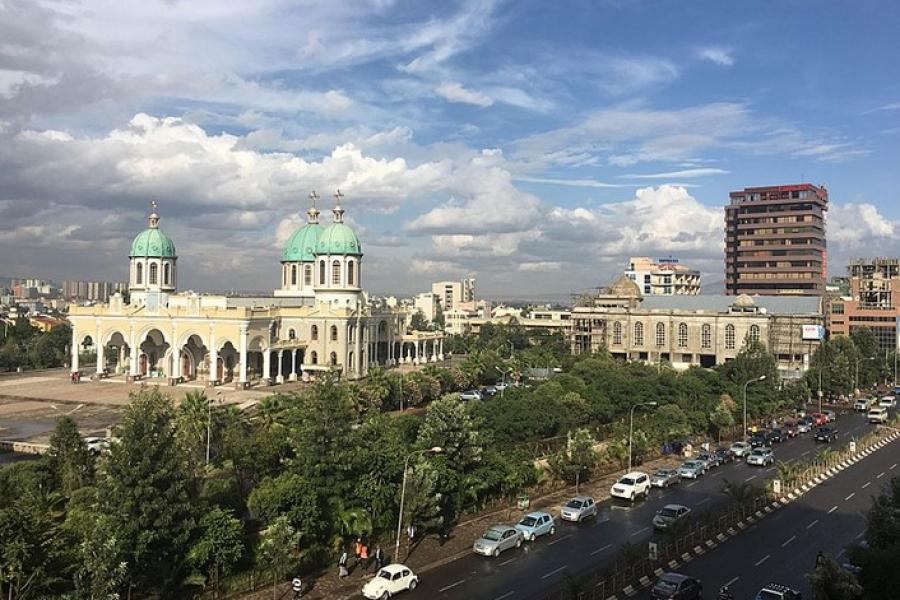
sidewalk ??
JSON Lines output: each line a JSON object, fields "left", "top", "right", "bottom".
{"left": 236, "top": 453, "right": 685, "bottom": 600}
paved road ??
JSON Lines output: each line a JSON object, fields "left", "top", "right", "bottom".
{"left": 402, "top": 410, "right": 877, "bottom": 600}
{"left": 634, "top": 418, "right": 899, "bottom": 600}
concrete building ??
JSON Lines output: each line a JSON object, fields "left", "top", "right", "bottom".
{"left": 625, "top": 256, "right": 700, "bottom": 295}
{"left": 571, "top": 288, "right": 823, "bottom": 379}
{"left": 413, "top": 292, "right": 440, "bottom": 323}
{"left": 431, "top": 278, "right": 475, "bottom": 311}
{"left": 827, "top": 258, "right": 900, "bottom": 350}
{"left": 725, "top": 183, "right": 828, "bottom": 296}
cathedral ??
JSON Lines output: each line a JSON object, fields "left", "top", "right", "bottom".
{"left": 68, "top": 192, "right": 444, "bottom": 387}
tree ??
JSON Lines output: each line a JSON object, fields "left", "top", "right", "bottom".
{"left": 99, "top": 388, "right": 198, "bottom": 595}
{"left": 409, "top": 310, "right": 429, "bottom": 331}
{"left": 175, "top": 390, "right": 210, "bottom": 470}
{"left": 257, "top": 516, "right": 300, "bottom": 600}
{"left": 46, "top": 415, "right": 94, "bottom": 496}
{"left": 248, "top": 472, "right": 323, "bottom": 544}
{"left": 548, "top": 427, "right": 597, "bottom": 484}
{"left": 848, "top": 476, "right": 900, "bottom": 599}
{"left": 188, "top": 508, "right": 244, "bottom": 598}
{"left": 360, "top": 367, "right": 392, "bottom": 412}
{"left": 72, "top": 513, "right": 129, "bottom": 600}
{"left": 709, "top": 401, "right": 735, "bottom": 443}
{"left": 806, "top": 556, "right": 863, "bottom": 600}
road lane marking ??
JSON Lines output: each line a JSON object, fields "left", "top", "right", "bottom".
{"left": 806, "top": 519, "right": 819, "bottom": 529}
{"left": 781, "top": 535, "right": 796, "bottom": 547}
{"left": 891, "top": 463, "right": 897, "bottom": 470}
{"left": 541, "top": 566, "right": 567, "bottom": 580}
{"left": 754, "top": 554, "right": 771, "bottom": 567}
{"left": 686, "top": 481, "right": 698, "bottom": 487}
{"left": 696, "top": 498, "right": 709, "bottom": 506}
{"left": 724, "top": 576, "right": 740, "bottom": 588}
{"left": 862, "top": 482, "right": 871, "bottom": 489}
{"left": 710, "top": 471, "right": 723, "bottom": 478}
{"left": 877, "top": 472, "right": 886, "bottom": 479}
{"left": 548, "top": 534, "right": 571, "bottom": 546}
{"left": 439, "top": 579, "right": 468, "bottom": 593}
{"left": 845, "top": 493, "right": 856, "bottom": 501}
{"left": 591, "top": 544, "right": 612, "bottom": 556}
{"left": 801, "top": 450, "right": 811, "bottom": 457}
{"left": 494, "top": 592, "right": 515, "bottom": 600}
{"left": 765, "top": 467, "right": 775, "bottom": 472}
{"left": 745, "top": 475, "right": 757, "bottom": 482}
{"left": 630, "top": 526, "right": 649, "bottom": 537}
{"left": 499, "top": 558, "right": 516, "bottom": 566}
{"left": 828, "top": 506, "right": 838, "bottom": 514}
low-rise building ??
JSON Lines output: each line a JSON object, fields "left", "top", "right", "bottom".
{"left": 625, "top": 256, "right": 701, "bottom": 295}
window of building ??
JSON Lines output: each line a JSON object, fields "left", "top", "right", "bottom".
{"left": 831, "top": 303, "right": 844, "bottom": 314}
{"left": 332, "top": 260, "right": 341, "bottom": 286}
{"left": 677, "top": 323, "right": 688, "bottom": 348}
{"left": 331, "top": 325, "right": 338, "bottom": 341}
{"left": 348, "top": 260, "right": 355, "bottom": 286}
{"left": 310, "top": 351, "right": 317, "bottom": 364}
{"left": 330, "top": 352, "right": 337, "bottom": 366}
{"left": 701, "top": 324, "right": 711, "bottom": 349}
{"left": 319, "top": 260, "right": 326, "bottom": 285}
{"left": 656, "top": 322, "right": 666, "bottom": 347}
{"left": 634, "top": 322, "right": 644, "bottom": 346}
{"left": 136, "top": 262, "right": 143, "bottom": 285}
{"left": 304, "top": 265, "right": 312, "bottom": 286}
{"left": 311, "top": 325, "right": 318, "bottom": 340}
{"left": 612, "top": 321, "right": 622, "bottom": 345}
{"left": 749, "top": 324, "right": 760, "bottom": 343}
{"left": 164, "top": 263, "right": 170, "bottom": 285}
{"left": 288, "top": 329, "right": 296, "bottom": 340}
{"left": 291, "top": 264, "right": 297, "bottom": 286}
{"left": 725, "top": 324, "right": 736, "bottom": 349}
{"left": 149, "top": 262, "right": 158, "bottom": 285}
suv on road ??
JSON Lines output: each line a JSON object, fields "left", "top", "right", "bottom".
{"left": 650, "top": 572, "right": 703, "bottom": 600}
{"left": 879, "top": 395, "right": 897, "bottom": 408}
{"left": 458, "top": 389, "right": 482, "bottom": 401}
{"left": 610, "top": 471, "right": 651, "bottom": 501}
{"left": 754, "top": 582, "right": 802, "bottom": 600}
{"left": 814, "top": 426, "right": 838, "bottom": 443}
{"left": 868, "top": 406, "right": 889, "bottom": 424}
{"left": 730, "top": 441, "right": 752, "bottom": 457}
{"left": 855, "top": 397, "right": 874, "bottom": 412}
{"left": 750, "top": 430, "right": 772, "bottom": 447}
{"left": 747, "top": 447, "right": 774, "bottom": 466}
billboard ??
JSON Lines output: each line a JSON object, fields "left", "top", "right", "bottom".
{"left": 801, "top": 325, "right": 825, "bottom": 340}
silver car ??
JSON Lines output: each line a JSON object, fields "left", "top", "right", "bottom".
{"left": 650, "top": 468, "right": 681, "bottom": 488}
{"left": 560, "top": 496, "right": 598, "bottom": 522}
{"left": 652, "top": 504, "right": 691, "bottom": 530}
{"left": 730, "top": 441, "right": 752, "bottom": 457}
{"left": 473, "top": 525, "right": 522, "bottom": 557}
{"left": 678, "top": 460, "right": 706, "bottom": 479}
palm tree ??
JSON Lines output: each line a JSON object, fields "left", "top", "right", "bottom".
{"left": 251, "top": 395, "right": 286, "bottom": 432}
{"left": 176, "top": 390, "right": 209, "bottom": 466}
{"left": 721, "top": 479, "right": 764, "bottom": 508}
{"left": 361, "top": 367, "right": 392, "bottom": 411}
{"left": 775, "top": 460, "right": 801, "bottom": 487}
{"left": 332, "top": 504, "right": 374, "bottom": 553}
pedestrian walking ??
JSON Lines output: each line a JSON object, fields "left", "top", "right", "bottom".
{"left": 291, "top": 576, "right": 302, "bottom": 599}
{"left": 407, "top": 523, "right": 416, "bottom": 544}
{"left": 338, "top": 549, "right": 349, "bottom": 578}
{"left": 374, "top": 545, "right": 385, "bottom": 571}
{"left": 359, "top": 541, "right": 370, "bottom": 573}
{"left": 354, "top": 537, "right": 362, "bottom": 565}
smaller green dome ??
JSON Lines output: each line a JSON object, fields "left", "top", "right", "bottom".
{"left": 316, "top": 222, "right": 362, "bottom": 256}
{"left": 130, "top": 228, "right": 176, "bottom": 258}
{"left": 282, "top": 223, "right": 323, "bottom": 262}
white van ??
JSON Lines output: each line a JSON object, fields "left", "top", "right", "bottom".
{"left": 868, "top": 407, "right": 888, "bottom": 424}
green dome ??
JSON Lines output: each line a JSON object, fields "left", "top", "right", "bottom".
{"left": 282, "top": 223, "right": 323, "bottom": 262}
{"left": 316, "top": 222, "right": 362, "bottom": 256}
{"left": 130, "top": 228, "right": 176, "bottom": 258}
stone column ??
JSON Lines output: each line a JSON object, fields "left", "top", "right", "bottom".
{"left": 129, "top": 327, "right": 139, "bottom": 379}
{"left": 430, "top": 339, "right": 437, "bottom": 362}
{"left": 439, "top": 338, "right": 444, "bottom": 360}
{"left": 289, "top": 349, "right": 298, "bottom": 381}
{"left": 276, "top": 349, "right": 284, "bottom": 384}
{"left": 262, "top": 348, "right": 271, "bottom": 386}
{"left": 96, "top": 340, "right": 105, "bottom": 376}
{"left": 208, "top": 329, "right": 218, "bottom": 387}
{"left": 71, "top": 334, "right": 80, "bottom": 375}
{"left": 170, "top": 347, "right": 180, "bottom": 386}
{"left": 237, "top": 324, "right": 248, "bottom": 388}
{"left": 119, "top": 345, "right": 126, "bottom": 375}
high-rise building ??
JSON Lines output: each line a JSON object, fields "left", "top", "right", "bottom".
{"left": 725, "top": 184, "right": 828, "bottom": 296}
{"left": 431, "top": 278, "right": 476, "bottom": 311}
{"left": 625, "top": 256, "right": 700, "bottom": 295}
{"left": 827, "top": 258, "right": 900, "bottom": 350}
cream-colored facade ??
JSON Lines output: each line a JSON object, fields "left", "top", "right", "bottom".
{"left": 69, "top": 195, "right": 444, "bottom": 387}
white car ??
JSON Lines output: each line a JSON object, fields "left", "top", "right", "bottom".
{"left": 610, "top": 471, "right": 651, "bottom": 501}
{"left": 730, "top": 441, "right": 752, "bottom": 458}
{"left": 854, "top": 398, "right": 874, "bottom": 412}
{"left": 560, "top": 496, "right": 598, "bottom": 522}
{"left": 868, "top": 407, "right": 889, "bottom": 424}
{"left": 879, "top": 396, "right": 896, "bottom": 409}
{"left": 747, "top": 447, "right": 774, "bottom": 466}
{"left": 362, "top": 564, "right": 419, "bottom": 599}
{"left": 459, "top": 390, "right": 482, "bottom": 401}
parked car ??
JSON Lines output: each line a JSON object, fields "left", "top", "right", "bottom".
{"left": 481, "top": 386, "right": 498, "bottom": 397}
{"left": 473, "top": 525, "right": 523, "bottom": 557}
{"left": 515, "top": 511, "right": 555, "bottom": 541}
{"left": 714, "top": 447, "right": 736, "bottom": 464}
{"left": 494, "top": 382, "right": 509, "bottom": 392}
{"left": 459, "top": 389, "right": 482, "bottom": 401}
{"left": 854, "top": 398, "right": 874, "bottom": 412}
{"left": 798, "top": 416, "right": 815, "bottom": 433}
{"left": 823, "top": 409, "right": 837, "bottom": 422}
{"left": 750, "top": 431, "right": 771, "bottom": 448}
{"left": 678, "top": 460, "right": 706, "bottom": 479}
{"left": 650, "top": 572, "right": 703, "bottom": 600}
{"left": 810, "top": 412, "right": 828, "bottom": 426}
{"left": 782, "top": 421, "right": 799, "bottom": 438}
{"left": 83, "top": 436, "right": 110, "bottom": 455}
{"left": 747, "top": 447, "right": 774, "bottom": 466}
{"left": 650, "top": 468, "right": 681, "bottom": 488}
{"left": 560, "top": 496, "right": 597, "bottom": 522}
{"left": 361, "top": 564, "right": 419, "bottom": 599}
{"left": 652, "top": 504, "right": 692, "bottom": 531}
{"left": 696, "top": 451, "right": 721, "bottom": 468}
{"left": 814, "top": 426, "right": 838, "bottom": 443}
{"left": 753, "top": 582, "right": 802, "bottom": 600}
{"left": 879, "top": 396, "right": 897, "bottom": 409}
{"left": 769, "top": 428, "right": 786, "bottom": 444}
{"left": 868, "top": 406, "right": 889, "bottom": 424}
{"left": 730, "top": 441, "right": 752, "bottom": 458}
{"left": 610, "top": 471, "right": 651, "bottom": 501}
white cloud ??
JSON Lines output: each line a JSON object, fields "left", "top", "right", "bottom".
{"left": 514, "top": 176, "right": 624, "bottom": 188}
{"left": 623, "top": 168, "right": 729, "bottom": 179}
{"left": 827, "top": 203, "right": 895, "bottom": 247}
{"left": 518, "top": 261, "right": 560, "bottom": 272}
{"left": 697, "top": 46, "right": 734, "bottom": 66}
{"left": 436, "top": 82, "right": 493, "bottom": 107}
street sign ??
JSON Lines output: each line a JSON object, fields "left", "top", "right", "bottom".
{"left": 773, "top": 479, "right": 782, "bottom": 494}
{"left": 850, "top": 441, "right": 857, "bottom": 453}
{"left": 648, "top": 541, "right": 658, "bottom": 561}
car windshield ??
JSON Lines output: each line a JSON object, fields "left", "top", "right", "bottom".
{"left": 619, "top": 477, "right": 635, "bottom": 485}
{"left": 655, "top": 580, "right": 679, "bottom": 592}
{"left": 659, "top": 507, "right": 679, "bottom": 517}
{"left": 520, "top": 516, "right": 538, "bottom": 527}
{"left": 566, "top": 500, "right": 583, "bottom": 509}
{"left": 654, "top": 470, "right": 671, "bottom": 477}
{"left": 378, "top": 570, "right": 392, "bottom": 580}
{"left": 482, "top": 529, "right": 503, "bottom": 541}
{"left": 682, "top": 462, "right": 698, "bottom": 469}
{"left": 752, "top": 449, "right": 765, "bottom": 455}
{"left": 757, "top": 591, "right": 782, "bottom": 600}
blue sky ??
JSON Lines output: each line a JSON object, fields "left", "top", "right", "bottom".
{"left": 1, "top": 0, "right": 898, "bottom": 299}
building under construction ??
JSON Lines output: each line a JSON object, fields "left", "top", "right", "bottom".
{"left": 828, "top": 258, "right": 900, "bottom": 350}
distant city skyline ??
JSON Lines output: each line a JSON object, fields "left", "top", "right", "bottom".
{"left": 1, "top": 1, "right": 898, "bottom": 297}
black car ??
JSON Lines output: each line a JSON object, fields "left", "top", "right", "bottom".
{"left": 750, "top": 431, "right": 771, "bottom": 447}
{"left": 651, "top": 572, "right": 703, "bottom": 600}
{"left": 754, "top": 582, "right": 802, "bottom": 600}
{"left": 814, "top": 426, "right": 838, "bottom": 443}
{"left": 714, "top": 447, "right": 736, "bottom": 464}
{"left": 769, "top": 428, "right": 786, "bottom": 443}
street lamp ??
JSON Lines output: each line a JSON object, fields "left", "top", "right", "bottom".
{"left": 495, "top": 366, "right": 510, "bottom": 399}
{"left": 395, "top": 446, "right": 443, "bottom": 562}
{"left": 743, "top": 375, "right": 766, "bottom": 440}
{"left": 628, "top": 402, "right": 657, "bottom": 472}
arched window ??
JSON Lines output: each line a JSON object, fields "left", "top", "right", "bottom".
{"left": 612, "top": 321, "right": 622, "bottom": 345}
{"left": 634, "top": 322, "right": 644, "bottom": 346}
{"left": 347, "top": 260, "right": 355, "bottom": 286}
{"left": 749, "top": 324, "right": 760, "bottom": 343}
{"left": 330, "top": 352, "right": 338, "bottom": 366}
{"left": 332, "top": 260, "right": 341, "bottom": 285}
{"left": 725, "top": 324, "right": 736, "bottom": 350}
{"left": 311, "top": 325, "right": 318, "bottom": 341}
{"left": 136, "top": 262, "right": 143, "bottom": 285}
{"left": 319, "top": 260, "right": 326, "bottom": 285}
{"left": 701, "top": 323, "right": 712, "bottom": 349}
{"left": 310, "top": 351, "right": 318, "bottom": 365}
{"left": 164, "top": 263, "right": 170, "bottom": 285}
{"left": 288, "top": 329, "right": 296, "bottom": 340}
{"left": 149, "top": 262, "right": 158, "bottom": 285}
{"left": 304, "top": 265, "right": 312, "bottom": 286}
{"left": 330, "top": 325, "right": 338, "bottom": 341}
{"left": 291, "top": 265, "right": 297, "bottom": 286}
{"left": 656, "top": 322, "right": 666, "bottom": 346}
{"left": 677, "top": 323, "right": 688, "bottom": 348}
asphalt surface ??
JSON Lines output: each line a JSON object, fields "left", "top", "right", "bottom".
{"left": 400, "top": 409, "right": 878, "bottom": 600}
{"left": 635, "top": 417, "right": 899, "bottom": 600}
